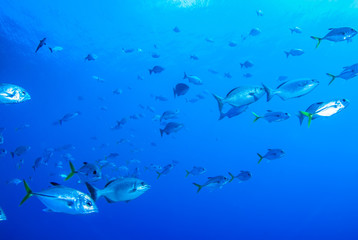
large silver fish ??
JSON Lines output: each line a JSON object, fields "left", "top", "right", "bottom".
{"left": 311, "top": 27, "right": 357, "bottom": 48}
{"left": 85, "top": 178, "right": 150, "bottom": 203}
{"left": 20, "top": 181, "right": 97, "bottom": 215}
{"left": 262, "top": 79, "right": 319, "bottom": 102}
{"left": 0, "top": 83, "right": 31, "bottom": 104}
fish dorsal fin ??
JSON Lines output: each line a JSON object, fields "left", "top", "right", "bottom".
{"left": 50, "top": 182, "right": 63, "bottom": 187}
{"left": 226, "top": 87, "right": 239, "bottom": 97}
{"left": 276, "top": 81, "right": 288, "bottom": 89}
{"left": 104, "top": 196, "right": 116, "bottom": 203}
{"left": 104, "top": 179, "right": 116, "bottom": 188}
{"left": 266, "top": 110, "right": 272, "bottom": 112}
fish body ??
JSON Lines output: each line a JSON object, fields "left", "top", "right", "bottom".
{"left": 190, "top": 55, "right": 199, "bottom": 60}
{"left": 240, "top": 61, "right": 254, "bottom": 68}
{"left": 160, "top": 110, "right": 179, "bottom": 122}
{"left": 149, "top": 66, "right": 164, "bottom": 75}
{"left": 156, "top": 163, "right": 176, "bottom": 179}
{"left": 243, "top": 73, "right": 252, "bottom": 78}
{"left": 327, "top": 68, "right": 358, "bottom": 85}
{"left": 184, "top": 73, "right": 202, "bottom": 85}
{"left": 85, "top": 178, "right": 150, "bottom": 203}
{"left": 311, "top": 27, "right": 357, "bottom": 48}
{"left": 193, "top": 176, "right": 229, "bottom": 193}
{"left": 154, "top": 96, "right": 168, "bottom": 101}
{"left": 0, "top": 148, "right": 7, "bottom": 157}
{"left": 249, "top": 28, "right": 261, "bottom": 36}
{"left": 11, "top": 146, "right": 31, "bottom": 158}
{"left": 228, "top": 171, "right": 252, "bottom": 182}
{"left": 85, "top": 54, "right": 97, "bottom": 61}
{"left": 20, "top": 181, "right": 97, "bottom": 214}
{"left": 263, "top": 78, "right": 319, "bottom": 102}
{"left": 290, "top": 27, "right": 302, "bottom": 34}
{"left": 284, "top": 49, "right": 304, "bottom": 58}
{"left": 185, "top": 166, "right": 206, "bottom": 177}
{"left": 65, "top": 161, "right": 101, "bottom": 182}
{"left": 219, "top": 105, "right": 248, "bottom": 120}
{"left": 160, "top": 122, "right": 184, "bottom": 137}
{"left": 57, "top": 112, "right": 80, "bottom": 125}
{"left": 257, "top": 149, "right": 285, "bottom": 164}
{"left": 0, "top": 83, "right": 31, "bottom": 104}
{"left": 35, "top": 38, "right": 51, "bottom": 53}
{"left": 173, "top": 83, "right": 189, "bottom": 97}
{"left": 252, "top": 111, "right": 290, "bottom": 123}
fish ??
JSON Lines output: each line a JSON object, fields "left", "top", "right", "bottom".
{"left": 92, "top": 76, "right": 105, "bottom": 83}
{"left": 57, "top": 112, "right": 81, "bottom": 125}
{"left": 149, "top": 66, "right": 164, "bottom": 75}
{"left": 248, "top": 28, "right": 261, "bottom": 37}
{"left": 152, "top": 53, "right": 160, "bottom": 58}
{"left": 35, "top": 38, "right": 52, "bottom": 53}
{"left": 284, "top": 49, "right": 304, "bottom": 58}
{"left": 184, "top": 73, "right": 202, "bottom": 85}
{"left": 243, "top": 73, "right": 253, "bottom": 78}
{"left": 20, "top": 181, "right": 97, "bottom": 214}
{"left": 84, "top": 54, "right": 97, "bottom": 61}
{"left": 311, "top": 27, "right": 357, "bottom": 48}
{"left": 185, "top": 166, "right": 207, "bottom": 177}
{"left": 173, "top": 83, "right": 189, "bottom": 97}
{"left": 256, "top": 10, "right": 263, "bottom": 16}
{"left": 11, "top": 146, "right": 31, "bottom": 158}
{"left": 240, "top": 61, "right": 254, "bottom": 68}
{"left": 173, "top": 26, "right": 180, "bottom": 33}
{"left": 290, "top": 27, "right": 302, "bottom": 34}
{"left": 205, "top": 38, "right": 214, "bottom": 43}
{"left": 186, "top": 98, "right": 199, "bottom": 103}
{"left": 105, "top": 153, "right": 120, "bottom": 160}
{"left": 208, "top": 69, "right": 219, "bottom": 74}
{"left": 85, "top": 178, "right": 150, "bottom": 203}
{"left": 51, "top": 46, "right": 63, "bottom": 52}
{"left": 156, "top": 163, "right": 177, "bottom": 179}
{"left": 0, "top": 83, "right": 31, "bottom": 104}
{"left": 0, "top": 207, "right": 6, "bottom": 221}
{"left": 113, "top": 88, "right": 123, "bottom": 95}
{"left": 299, "top": 99, "right": 350, "bottom": 127}
{"left": 160, "top": 110, "right": 179, "bottom": 122}
{"left": 224, "top": 72, "right": 232, "bottom": 79}
{"left": 212, "top": 86, "right": 265, "bottom": 114}
{"left": 193, "top": 176, "right": 229, "bottom": 193}
{"left": 228, "top": 171, "right": 252, "bottom": 182}
{"left": 121, "top": 48, "right": 135, "bottom": 53}
{"left": 111, "top": 118, "right": 127, "bottom": 130}
{"left": 262, "top": 78, "right": 319, "bottom": 102}
{"left": 154, "top": 95, "right": 168, "bottom": 101}
{"left": 252, "top": 111, "right": 290, "bottom": 123}
{"left": 219, "top": 105, "right": 248, "bottom": 120}
{"left": 65, "top": 161, "right": 102, "bottom": 182}
{"left": 190, "top": 55, "right": 199, "bottom": 60}
{"left": 257, "top": 149, "right": 285, "bottom": 164}
{"left": 32, "top": 157, "right": 46, "bottom": 171}
{"left": 228, "top": 41, "right": 238, "bottom": 47}
{"left": 160, "top": 122, "right": 184, "bottom": 137}
{"left": 0, "top": 148, "right": 7, "bottom": 157}
{"left": 326, "top": 69, "right": 358, "bottom": 85}
{"left": 7, "top": 178, "right": 23, "bottom": 185}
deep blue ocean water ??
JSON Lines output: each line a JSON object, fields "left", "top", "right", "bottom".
{"left": 1, "top": 0, "right": 358, "bottom": 239}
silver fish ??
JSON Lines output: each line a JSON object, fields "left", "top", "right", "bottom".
{"left": 193, "top": 176, "right": 229, "bottom": 193}
{"left": 228, "top": 171, "right": 252, "bottom": 182}
{"left": 0, "top": 83, "right": 31, "bottom": 104}
{"left": 311, "top": 27, "right": 357, "bottom": 48}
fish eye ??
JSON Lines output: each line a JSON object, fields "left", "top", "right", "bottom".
{"left": 22, "top": 91, "right": 26, "bottom": 94}
{"left": 86, "top": 201, "right": 92, "bottom": 206}
{"left": 93, "top": 170, "right": 97, "bottom": 174}
{"left": 141, "top": 182, "right": 145, "bottom": 186}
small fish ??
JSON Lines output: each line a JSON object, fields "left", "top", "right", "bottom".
{"left": 228, "top": 41, "right": 238, "bottom": 47}
{"left": 184, "top": 73, "right": 202, "bottom": 85}
{"left": 284, "top": 49, "right": 304, "bottom": 58}
{"left": 190, "top": 55, "right": 199, "bottom": 60}
{"left": 228, "top": 171, "right": 252, "bottom": 182}
{"left": 112, "top": 118, "right": 127, "bottom": 130}
{"left": 121, "top": 48, "right": 135, "bottom": 53}
{"left": 35, "top": 38, "right": 52, "bottom": 53}
{"left": 299, "top": 99, "right": 350, "bottom": 127}
{"left": 156, "top": 163, "right": 177, "bottom": 179}
{"left": 173, "top": 83, "right": 189, "bottom": 97}
{"left": 186, "top": 98, "right": 199, "bottom": 103}
{"left": 160, "top": 110, "right": 179, "bottom": 122}
{"left": 249, "top": 28, "right": 261, "bottom": 36}
{"left": 185, "top": 166, "right": 207, "bottom": 177}
{"left": 149, "top": 66, "right": 164, "bottom": 75}
{"left": 51, "top": 46, "right": 63, "bottom": 52}
{"left": 0, "top": 207, "right": 6, "bottom": 221}
{"left": 243, "top": 73, "right": 253, "bottom": 78}
{"left": 327, "top": 69, "right": 358, "bottom": 85}
{"left": 32, "top": 157, "right": 46, "bottom": 171}
{"left": 193, "top": 176, "right": 229, "bottom": 193}
{"left": 240, "top": 61, "right": 254, "bottom": 69}
{"left": 224, "top": 73, "right": 232, "bottom": 79}
{"left": 208, "top": 69, "right": 219, "bottom": 74}
{"left": 85, "top": 178, "right": 150, "bottom": 203}
{"left": 154, "top": 95, "right": 168, "bottom": 101}
{"left": 212, "top": 86, "right": 265, "bottom": 114}
{"left": 7, "top": 178, "right": 23, "bottom": 185}
{"left": 65, "top": 161, "right": 102, "bottom": 182}
{"left": 160, "top": 122, "right": 184, "bottom": 137}
{"left": 252, "top": 111, "right": 290, "bottom": 123}
{"left": 311, "top": 27, "right": 357, "bottom": 48}
{"left": 151, "top": 53, "right": 160, "bottom": 58}
{"left": 256, "top": 10, "right": 263, "bottom": 16}
{"left": 11, "top": 146, "right": 31, "bottom": 158}
{"left": 113, "top": 88, "right": 123, "bottom": 95}
{"left": 105, "top": 153, "right": 120, "bottom": 160}
{"left": 290, "top": 27, "right": 302, "bottom": 34}
{"left": 205, "top": 38, "right": 214, "bottom": 43}
{"left": 173, "top": 26, "right": 180, "bottom": 33}
{"left": 257, "top": 149, "right": 285, "bottom": 164}
{"left": 84, "top": 54, "right": 97, "bottom": 61}
{"left": 262, "top": 78, "right": 319, "bottom": 102}
{"left": 0, "top": 83, "right": 31, "bottom": 104}
{"left": 219, "top": 105, "right": 248, "bottom": 120}
{"left": 20, "top": 181, "right": 97, "bottom": 214}
{"left": 92, "top": 76, "right": 105, "bottom": 83}
{"left": 0, "top": 148, "right": 7, "bottom": 157}
{"left": 57, "top": 112, "right": 80, "bottom": 125}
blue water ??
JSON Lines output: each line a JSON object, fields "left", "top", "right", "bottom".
{"left": 1, "top": 0, "right": 358, "bottom": 239}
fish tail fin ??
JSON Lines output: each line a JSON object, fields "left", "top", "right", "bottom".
{"left": 160, "top": 129, "right": 164, "bottom": 137}
{"left": 183, "top": 72, "right": 187, "bottom": 79}
{"left": 228, "top": 172, "right": 235, "bottom": 182}
{"left": 289, "top": 28, "right": 294, "bottom": 34}
{"left": 149, "top": 69, "right": 153, "bottom": 75}
{"left": 252, "top": 112, "right": 261, "bottom": 123}
{"left": 284, "top": 51, "right": 290, "bottom": 58}
{"left": 65, "top": 161, "right": 76, "bottom": 181}
{"left": 326, "top": 73, "right": 336, "bottom": 85}
{"left": 185, "top": 170, "right": 190, "bottom": 177}
{"left": 300, "top": 111, "right": 313, "bottom": 127}
{"left": 311, "top": 36, "right": 322, "bottom": 48}
{"left": 262, "top": 83, "right": 275, "bottom": 102}
{"left": 212, "top": 94, "right": 224, "bottom": 113}
{"left": 10, "top": 152, "right": 14, "bottom": 158}
{"left": 218, "top": 111, "right": 225, "bottom": 120}
{"left": 257, "top": 153, "right": 264, "bottom": 164}
{"left": 85, "top": 182, "right": 100, "bottom": 201}
{"left": 48, "top": 47, "right": 53, "bottom": 53}
{"left": 20, "top": 180, "right": 33, "bottom": 206}
{"left": 297, "top": 111, "right": 305, "bottom": 126}
{"left": 156, "top": 171, "right": 162, "bottom": 179}
{"left": 193, "top": 183, "right": 203, "bottom": 193}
